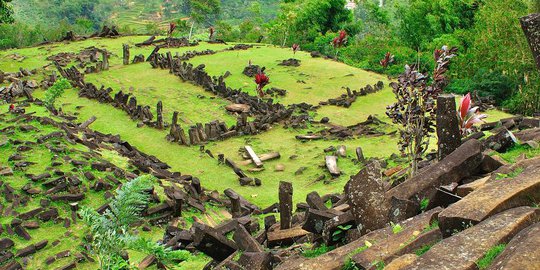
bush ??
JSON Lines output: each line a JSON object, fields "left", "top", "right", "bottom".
{"left": 44, "top": 79, "right": 71, "bottom": 109}
{"left": 447, "top": 69, "right": 516, "bottom": 105}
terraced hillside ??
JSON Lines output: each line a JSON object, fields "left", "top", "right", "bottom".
{"left": 3, "top": 35, "right": 536, "bottom": 270}
{"left": 0, "top": 36, "right": 413, "bottom": 207}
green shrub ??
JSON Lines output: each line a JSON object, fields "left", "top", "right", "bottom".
{"left": 44, "top": 78, "right": 71, "bottom": 109}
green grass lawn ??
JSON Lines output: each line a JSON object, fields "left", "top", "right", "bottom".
{"left": 84, "top": 63, "right": 237, "bottom": 129}
{"left": 188, "top": 45, "right": 390, "bottom": 106}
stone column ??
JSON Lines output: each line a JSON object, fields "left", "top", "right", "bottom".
{"left": 437, "top": 95, "right": 461, "bottom": 160}
{"left": 520, "top": 13, "right": 540, "bottom": 70}
{"left": 101, "top": 52, "right": 109, "bottom": 70}
{"left": 279, "top": 181, "right": 293, "bottom": 229}
{"left": 156, "top": 101, "right": 163, "bottom": 129}
{"left": 123, "top": 44, "right": 130, "bottom": 65}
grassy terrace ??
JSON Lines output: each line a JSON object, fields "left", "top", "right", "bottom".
{"left": 1, "top": 36, "right": 512, "bottom": 210}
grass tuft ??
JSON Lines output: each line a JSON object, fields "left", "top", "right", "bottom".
{"left": 476, "top": 244, "right": 506, "bottom": 270}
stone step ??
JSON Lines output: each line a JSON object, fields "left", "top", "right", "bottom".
{"left": 405, "top": 207, "right": 539, "bottom": 270}
{"left": 274, "top": 207, "right": 441, "bottom": 270}
{"left": 439, "top": 164, "right": 540, "bottom": 236}
{"left": 351, "top": 208, "right": 443, "bottom": 269}
{"left": 486, "top": 222, "right": 540, "bottom": 270}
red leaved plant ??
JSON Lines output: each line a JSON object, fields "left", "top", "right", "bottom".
{"left": 332, "top": 30, "right": 347, "bottom": 59}
{"left": 168, "top": 23, "right": 177, "bottom": 37}
{"left": 380, "top": 52, "right": 395, "bottom": 69}
{"left": 255, "top": 72, "right": 270, "bottom": 98}
{"left": 292, "top": 44, "right": 300, "bottom": 56}
{"left": 209, "top": 27, "right": 215, "bottom": 40}
{"left": 458, "top": 93, "right": 487, "bottom": 136}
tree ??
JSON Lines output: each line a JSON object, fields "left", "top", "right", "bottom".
{"left": 0, "top": 0, "right": 14, "bottom": 24}
{"left": 185, "top": 0, "right": 221, "bottom": 40}
{"left": 79, "top": 176, "right": 190, "bottom": 269}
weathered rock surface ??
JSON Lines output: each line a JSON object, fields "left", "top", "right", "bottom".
{"left": 387, "top": 139, "right": 483, "bottom": 220}
{"left": 274, "top": 207, "right": 440, "bottom": 270}
{"left": 345, "top": 160, "right": 389, "bottom": 234}
{"left": 439, "top": 164, "right": 540, "bottom": 236}
{"left": 405, "top": 207, "right": 539, "bottom": 270}
{"left": 486, "top": 222, "right": 540, "bottom": 270}
{"left": 351, "top": 208, "right": 443, "bottom": 268}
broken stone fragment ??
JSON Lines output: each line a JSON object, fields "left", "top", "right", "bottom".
{"left": 387, "top": 139, "right": 483, "bottom": 220}
{"left": 345, "top": 160, "right": 389, "bottom": 234}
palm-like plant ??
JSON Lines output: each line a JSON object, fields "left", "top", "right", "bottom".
{"left": 458, "top": 93, "right": 487, "bottom": 136}
{"left": 80, "top": 176, "right": 190, "bottom": 269}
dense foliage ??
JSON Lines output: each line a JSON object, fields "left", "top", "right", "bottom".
{"left": 0, "top": 0, "right": 13, "bottom": 23}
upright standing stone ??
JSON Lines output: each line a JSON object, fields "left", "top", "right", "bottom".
{"left": 356, "top": 147, "right": 366, "bottom": 164}
{"left": 102, "top": 52, "right": 109, "bottom": 70}
{"left": 123, "top": 44, "right": 130, "bottom": 65}
{"left": 437, "top": 95, "right": 461, "bottom": 160}
{"left": 156, "top": 101, "right": 163, "bottom": 129}
{"left": 520, "top": 13, "right": 540, "bottom": 70}
{"left": 169, "top": 112, "right": 179, "bottom": 142}
{"left": 345, "top": 160, "right": 389, "bottom": 234}
{"left": 279, "top": 181, "right": 293, "bottom": 230}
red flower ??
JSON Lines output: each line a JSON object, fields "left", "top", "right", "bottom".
{"left": 168, "top": 23, "right": 177, "bottom": 36}
{"left": 255, "top": 72, "right": 270, "bottom": 97}
{"left": 209, "top": 27, "right": 215, "bottom": 40}
{"left": 9, "top": 104, "right": 15, "bottom": 112}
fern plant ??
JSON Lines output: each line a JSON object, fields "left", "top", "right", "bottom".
{"left": 79, "top": 175, "right": 190, "bottom": 269}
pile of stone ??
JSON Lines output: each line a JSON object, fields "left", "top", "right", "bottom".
{"left": 89, "top": 25, "right": 120, "bottom": 38}
{"left": 295, "top": 115, "right": 387, "bottom": 141}
{"left": 47, "top": 47, "right": 110, "bottom": 68}
{"left": 167, "top": 114, "right": 238, "bottom": 146}
{"left": 59, "top": 26, "right": 120, "bottom": 43}
{"left": 0, "top": 109, "right": 218, "bottom": 269}
{"left": 243, "top": 64, "right": 264, "bottom": 77}
{"left": 279, "top": 58, "right": 301, "bottom": 67}
{"left": 319, "top": 81, "right": 385, "bottom": 108}
{"left": 150, "top": 54, "right": 293, "bottom": 137}
{"left": 266, "top": 87, "right": 287, "bottom": 97}
{"left": 56, "top": 64, "right": 166, "bottom": 130}
{"left": 0, "top": 80, "right": 35, "bottom": 103}
{"left": 0, "top": 68, "right": 36, "bottom": 83}
{"left": 226, "top": 44, "right": 253, "bottom": 51}
{"left": 135, "top": 36, "right": 198, "bottom": 48}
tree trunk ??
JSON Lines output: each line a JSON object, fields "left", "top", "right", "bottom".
{"left": 188, "top": 21, "right": 195, "bottom": 41}
{"left": 520, "top": 13, "right": 540, "bottom": 70}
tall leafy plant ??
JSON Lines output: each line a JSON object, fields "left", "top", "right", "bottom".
{"left": 386, "top": 46, "right": 457, "bottom": 176}
{"left": 44, "top": 78, "right": 70, "bottom": 110}
{"left": 79, "top": 176, "right": 190, "bottom": 269}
